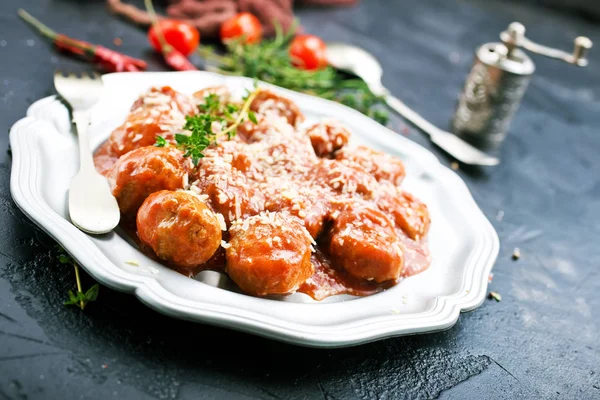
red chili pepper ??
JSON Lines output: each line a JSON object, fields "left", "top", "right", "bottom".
{"left": 94, "top": 46, "right": 147, "bottom": 72}
{"left": 54, "top": 34, "right": 88, "bottom": 57}
{"left": 19, "top": 9, "right": 147, "bottom": 73}
{"left": 163, "top": 49, "right": 197, "bottom": 71}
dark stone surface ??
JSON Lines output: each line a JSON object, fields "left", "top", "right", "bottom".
{"left": 1, "top": 0, "right": 599, "bottom": 398}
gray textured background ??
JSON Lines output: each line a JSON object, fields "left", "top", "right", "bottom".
{"left": 1, "top": 0, "right": 599, "bottom": 399}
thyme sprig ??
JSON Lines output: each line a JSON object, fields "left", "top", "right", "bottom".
{"left": 156, "top": 88, "right": 261, "bottom": 165}
{"left": 198, "top": 23, "right": 388, "bottom": 124}
{"left": 57, "top": 247, "right": 99, "bottom": 310}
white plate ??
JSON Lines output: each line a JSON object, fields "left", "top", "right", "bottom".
{"left": 9, "top": 71, "right": 498, "bottom": 348}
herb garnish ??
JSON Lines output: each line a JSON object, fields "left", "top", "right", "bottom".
{"left": 198, "top": 23, "right": 389, "bottom": 125}
{"left": 57, "top": 247, "right": 100, "bottom": 310}
{"left": 154, "top": 135, "right": 168, "bottom": 147}
{"left": 156, "top": 87, "right": 261, "bottom": 165}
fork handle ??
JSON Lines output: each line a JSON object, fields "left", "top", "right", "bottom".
{"left": 383, "top": 94, "right": 442, "bottom": 139}
{"left": 72, "top": 110, "right": 95, "bottom": 172}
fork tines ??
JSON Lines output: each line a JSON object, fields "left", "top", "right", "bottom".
{"left": 54, "top": 70, "right": 101, "bottom": 80}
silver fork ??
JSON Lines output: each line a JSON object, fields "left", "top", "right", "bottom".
{"left": 54, "top": 71, "right": 120, "bottom": 234}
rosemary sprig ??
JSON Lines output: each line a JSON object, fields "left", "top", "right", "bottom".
{"left": 197, "top": 23, "right": 389, "bottom": 125}
{"left": 57, "top": 247, "right": 99, "bottom": 310}
{"left": 156, "top": 88, "right": 261, "bottom": 164}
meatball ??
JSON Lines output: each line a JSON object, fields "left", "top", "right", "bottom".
{"left": 265, "top": 188, "right": 331, "bottom": 238}
{"left": 336, "top": 145, "right": 406, "bottom": 186}
{"left": 130, "top": 86, "right": 196, "bottom": 116}
{"left": 250, "top": 90, "right": 304, "bottom": 126}
{"left": 306, "top": 120, "right": 351, "bottom": 157}
{"left": 107, "top": 146, "right": 189, "bottom": 217}
{"left": 108, "top": 86, "right": 194, "bottom": 157}
{"left": 192, "top": 85, "right": 231, "bottom": 107}
{"left": 236, "top": 113, "right": 270, "bottom": 143}
{"left": 226, "top": 212, "right": 314, "bottom": 296}
{"left": 329, "top": 206, "right": 404, "bottom": 283}
{"left": 310, "top": 159, "right": 378, "bottom": 198}
{"left": 137, "top": 190, "right": 222, "bottom": 269}
{"left": 93, "top": 141, "right": 119, "bottom": 176}
{"left": 108, "top": 109, "right": 182, "bottom": 157}
{"left": 377, "top": 186, "right": 431, "bottom": 240}
{"left": 199, "top": 173, "right": 265, "bottom": 225}
{"left": 196, "top": 148, "right": 265, "bottom": 226}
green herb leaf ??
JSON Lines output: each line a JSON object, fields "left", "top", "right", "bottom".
{"left": 64, "top": 290, "right": 87, "bottom": 306}
{"left": 64, "top": 290, "right": 78, "bottom": 305}
{"left": 248, "top": 111, "right": 258, "bottom": 124}
{"left": 372, "top": 109, "right": 389, "bottom": 125}
{"left": 241, "top": 88, "right": 252, "bottom": 102}
{"left": 64, "top": 287, "right": 99, "bottom": 308}
{"left": 174, "top": 133, "right": 191, "bottom": 144}
{"left": 154, "top": 135, "right": 167, "bottom": 147}
{"left": 199, "top": 93, "right": 220, "bottom": 113}
{"left": 85, "top": 284, "right": 100, "bottom": 302}
{"left": 58, "top": 254, "right": 72, "bottom": 264}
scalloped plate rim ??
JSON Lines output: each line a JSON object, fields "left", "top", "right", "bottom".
{"left": 9, "top": 71, "right": 499, "bottom": 348}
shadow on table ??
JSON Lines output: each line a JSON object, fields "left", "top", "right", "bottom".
{"left": 75, "top": 280, "right": 485, "bottom": 398}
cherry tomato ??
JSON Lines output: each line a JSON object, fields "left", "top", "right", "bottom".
{"left": 220, "top": 13, "right": 262, "bottom": 44}
{"left": 148, "top": 20, "right": 200, "bottom": 56}
{"left": 289, "top": 34, "right": 328, "bottom": 70}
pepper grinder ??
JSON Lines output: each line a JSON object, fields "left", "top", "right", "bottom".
{"left": 451, "top": 22, "right": 592, "bottom": 148}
